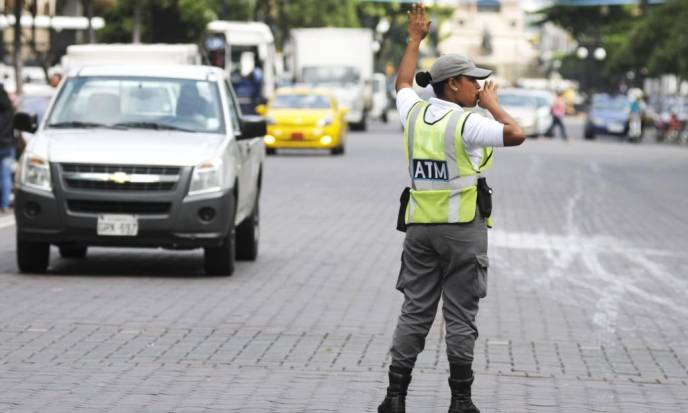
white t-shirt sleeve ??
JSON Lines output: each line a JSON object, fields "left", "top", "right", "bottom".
{"left": 396, "top": 88, "right": 422, "bottom": 126}
{"left": 462, "top": 112, "right": 505, "bottom": 148}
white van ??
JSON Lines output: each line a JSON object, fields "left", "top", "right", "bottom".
{"left": 206, "top": 21, "right": 276, "bottom": 114}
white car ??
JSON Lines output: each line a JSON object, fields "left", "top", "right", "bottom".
{"left": 498, "top": 88, "right": 553, "bottom": 137}
{"left": 13, "top": 64, "right": 265, "bottom": 276}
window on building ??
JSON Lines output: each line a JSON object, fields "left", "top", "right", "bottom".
{"left": 477, "top": 0, "right": 500, "bottom": 12}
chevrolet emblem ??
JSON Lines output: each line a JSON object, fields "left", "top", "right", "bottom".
{"left": 109, "top": 172, "right": 131, "bottom": 184}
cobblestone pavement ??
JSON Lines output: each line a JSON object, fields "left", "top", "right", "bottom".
{"left": 1, "top": 116, "right": 688, "bottom": 412}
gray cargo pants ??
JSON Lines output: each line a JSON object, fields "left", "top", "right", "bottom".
{"left": 390, "top": 213, "right": 489, "bottom": 369}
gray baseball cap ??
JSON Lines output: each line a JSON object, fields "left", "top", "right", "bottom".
{"left": 430, "top": 54, "right": 492, "bottom": 83}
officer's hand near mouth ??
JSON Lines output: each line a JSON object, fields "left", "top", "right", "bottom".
{"left": 477, "top": 80, "right": 524, "bottom": 146}
{"left": 379, "top": 3, "right": 524, "bottom": 413}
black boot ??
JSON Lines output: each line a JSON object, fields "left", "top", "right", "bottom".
{"left": 378, "top": 371, "right": 412, "bottom": 413}
{"left": 448, "top": 377, "right": 480, "bottom": 413}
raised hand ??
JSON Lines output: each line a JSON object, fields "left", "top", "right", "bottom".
{"left": 407, "top": 3, "right": 431, "bottom": 43}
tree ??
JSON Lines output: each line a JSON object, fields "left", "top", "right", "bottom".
{"left": 607, "top": 0, "right": 688, "bottom": 83}
{"left": 534, "top": 2, "right": 644, "bottom": 90}
{"left": 98, "top": 0, "right": 217, "bottom": 44}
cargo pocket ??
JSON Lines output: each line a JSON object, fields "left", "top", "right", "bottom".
{"left": 473, "top": 254, "right": 489, "bottom": 298}
{"left": 396, "top": 251, "right": 407, "bottom": 291}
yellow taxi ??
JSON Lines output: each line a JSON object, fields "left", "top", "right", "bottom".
{"left": 256, "top": 88, "right": 347, "bottom": 155}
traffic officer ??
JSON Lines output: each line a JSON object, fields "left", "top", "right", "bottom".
{"left": 378, "top": 4, "right": 525, "bottom": 413}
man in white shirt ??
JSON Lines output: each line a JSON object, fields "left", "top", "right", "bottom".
{"left": 378, "top": 4, "right": 524, "bottom": 413}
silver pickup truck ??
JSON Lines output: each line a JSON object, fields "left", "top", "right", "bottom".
{"left": 13, "top": 65, "right": 265, "bottom": 276}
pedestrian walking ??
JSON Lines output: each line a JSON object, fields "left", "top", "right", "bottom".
{"left": 628, "top": 96, "right": 644, "bottom": 141}
{"left": 545, "top": 91, "right": 568, "bottom": 140}
{"left": 378, "top": 4, "right": 525, "bottom": 413}
{"left": 0, "top": 82, "right": 16, "bottom": 213}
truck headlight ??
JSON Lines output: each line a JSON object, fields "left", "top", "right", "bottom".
{"left": 19, "top": 154, "right": 52, "bottom": 191}
{"left": 317, "top": 116, "right": 333, "bottom": 127}
{"left": 188, "top": 158, "right": 223, "bottom": 196}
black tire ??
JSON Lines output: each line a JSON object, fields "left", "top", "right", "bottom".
{"left": 330, "top": 145, "right": 345, "bottom": 155}
{"left": 17, "top": 236, "right": 49, "bottom": 273}
{"left": 350, "top": 115, "right": 367, "bottom": 131}
{"left": 266, "top": 148, "right": 276, "bottom": 155}
{"left": 204, "top": 223, "right": 236, "bottom": 276}
{"left": 59, "top": 245, "right": 87, "bottom": 259}
{"left": 584, "top": 126, "right": 595, "bottom": 140}
{"left": 236, "top": 197, "right": 259, "bottom": 261}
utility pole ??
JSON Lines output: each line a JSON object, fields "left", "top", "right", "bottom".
{"left": 85, "top": 0, "right": 95, "bottom": 43}
{"left": 13, "top": 0, "right": 24, "bottom": 96}
{"left": 133, "top": 1, "right": 142, "bottom": 43}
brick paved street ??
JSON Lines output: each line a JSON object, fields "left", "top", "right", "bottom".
{"left": 1, "top": 116, "right": 688, "bottom": 412}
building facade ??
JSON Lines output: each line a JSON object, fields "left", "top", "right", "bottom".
{"left": 438, "top": 0, "right": 539, "bottom": 83}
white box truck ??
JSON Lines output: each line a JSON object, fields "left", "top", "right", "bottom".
{"left": 290, "top": 28, "right": 374, "bottom": 130}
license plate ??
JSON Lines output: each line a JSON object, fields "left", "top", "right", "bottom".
{"left": 291, "top": 132, "right": 304, "bottom": 140}
{"left": 97, "top": 214, "right": 138, "bottom": 236}
{"left": 608, "top": 122, "right": 624, "bottom": 133}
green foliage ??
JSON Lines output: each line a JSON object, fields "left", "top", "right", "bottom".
{"left": 613, "top": 0, "right": 688, "bottom": 80}
{"left": 95, "top": 0, "right": 439, "bottom": 73}
{"left": 98, "top": 0, "right": 217, "bottom": 44}
{"left": 536, "top": 0, "right": 686, "bottom": 87}
{"left": 207, "top": 0, "right": 254, "bottom": 21}
{"left": 534, "top": 4, "right": 634, "bottom": 44}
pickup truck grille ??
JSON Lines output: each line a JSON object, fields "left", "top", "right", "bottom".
{"left": 61, "top": 164, "right": 181, "bottom": 192}
{"left": 67, "top": 200, "right": 171, "bottom": 215}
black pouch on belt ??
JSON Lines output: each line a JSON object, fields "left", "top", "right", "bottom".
{"left": 396, "top": 187, "right": 411, "bottom": 232}
{"left": 476, "top": 177, "right": 493, "bottom": 218}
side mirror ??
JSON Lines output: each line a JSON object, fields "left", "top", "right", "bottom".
{"left": 239, "top": 115, "right": 266, "bottom": 140}
{"left": 14, "top": 112, "right": 38, "bottom": 133}
{"left": 255, "top": 104, "right": 267, "bottom": 116}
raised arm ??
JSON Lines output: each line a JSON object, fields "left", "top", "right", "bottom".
{"left": 478, "top": 81, "right": 525, "bottom": 146}
{"left": 395, "top": 3, "right": 431, "bottom": 92}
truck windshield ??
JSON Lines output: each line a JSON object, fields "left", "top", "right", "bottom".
{"left": 46, "top": 76, "right": 225, "bottom": 134}
{"left": 302, "top": 67, "right": 360, "bottom": 87}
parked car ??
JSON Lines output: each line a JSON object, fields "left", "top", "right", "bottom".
{"left": 584, "top": 94, "right": 630, "bottom": 139}
{"left": 13, "top": 64, "right": 265, "bottom": 276}
{"left": 256, "top": 87, "right": 347, "bottom": 155}
{"left": 497, "top": 88, "right": 553, "bottom": 137}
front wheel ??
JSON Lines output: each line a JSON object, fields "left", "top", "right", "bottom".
{"left": 236, "top": 197, "right": 259, "bottom": 261}
{"left": 17, "top": 236, "right": 50, "bottom": 273}
{"left": 204, "top": 224, "right": 236, "bottom": 276}
{"left": 330, "top": 144, "right": 345, "bottom": 155}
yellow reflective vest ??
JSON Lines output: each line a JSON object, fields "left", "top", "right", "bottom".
{"left": 403, "top": 101, "right": 494, "bottom": 227}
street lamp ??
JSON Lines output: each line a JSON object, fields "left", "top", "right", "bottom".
{"left": 576, "top": 45, "right": 606, "bottom": 93}
{"left": 576, "top": 46, "right": 589, "bottom": 60}
{"left": 593, "top": 47, "right": 606, "bottom": 61}
{"left": 376, "top": 18, "right": 390, "bottom": 35}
